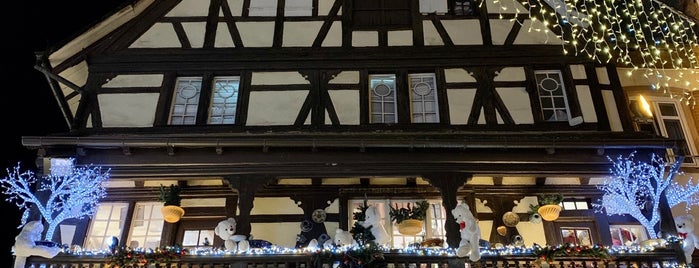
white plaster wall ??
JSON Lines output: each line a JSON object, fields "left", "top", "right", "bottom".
{"left": 476, "top": 198, "right": 494, "bottom": 212}
{"left": 323, "top": 178, "right": 361, "bottom": 185}
{"left": 252, "top": 72, "right": 310, "bottom": 85}
{"left": 249, "top": 0, "right": 278, "bottom": 16}
{"left": 546, "top": 177, "right": 581, "bottom": 185}
{"left": 514, "top": 20, "right": 563, "bottom": 45}
{"left": 130, "top": 23, "right": 181, "bottom": 48}
{"left": 445, "top": 68, "right": 476, "bottom": 83}
{"left": 423, "top": 21, "right": 445, "bottom": 46}
{"left": 322, "top": 22, "right": 343, "bottom": 47}
{"left": 388, "top": 30, "right": 413, "bottom": 46}
{"left": 502, "top": 177, "right": 536, "bottom": 185}
{"left": 251, "top": 223, "right": 299, "bottom": 247}
{"left": 517, "top": 221, "right": 546, "bottom": 247}
{"left": 570, "top": 65, "right": 587, "bottom": 79}
{"left": 479, "top": 220, "right": 493, "bottom": 241}
{"left": 330, "top": 71, "right": 359, "bottom": 84}
{"left": 497, "top": 87, "right": 534, "bottom": 124}
{"left": 247, "top": 90, "right": 308, "bottom": 125}
{"left": 469, "top": 177, "right": 494, "bottom": 185}
{"left": 277, "top": 178, "right": 313, "bottom": 185}
{"left": 602, "top": 90, "right": 623, "bottom": 131}
{"left": 447, "top": 89, "right": 477, "bottom": 124}
{"left": 99, "top": 93, "right": 159, "bottom": 127}
{"left": 182, "top": 22, "right": 207, "bottom": 48}
{"left": 353, "top": 31, "right": 378, "bottom": 47}
{"left": 327, "top": 198, "right": 339, "bottom": 213}
{"left": 328, "top": 90, "right": 359, "bottom": 125}
{"left": 490, "top": 20, "right": 514, "bottom": 45}
{"left": 283, "top": 22, "right": 323, "bottom": 47}
{"left": 251, "top": 197, "right": 303, "bottom": 214}
{"left": 318, "top": 0, "right": 337, "bottom": 16}
{"left": 576, "top": 85, "right": 598, "bottom": 123}
{"left": 512, "top": 196, "right": 538, "bottom": 212}
{"left": 226, "top": 0, "right": 244, "bottom": 16}
{"left": 285, "top": 0, "right": 313, "bottom": 16}
{"left": 237, "top": 22, "right": 275, "bottom": 47}
{"left": 102, "top": 74, "right": 164, "bottom": 88}
{"left": 596, "top": 67, "right": 610, "bottom": 85}
{"left": 443, "top": 20, "right": 482, "bottom": 45}
{"left": 181, "top": 198, "right": 226, "bottom": 207}
{"left": 215, "top": 22, "right": 236, "bottom": 47}
{"left": 495, "top": 67, "right": 525, "bottom": 81}
{"left": 58, "top": 61, "right": 88, "bottom": 116}
{"left": 166, "top": 0, "right": 210, "bottom": 16}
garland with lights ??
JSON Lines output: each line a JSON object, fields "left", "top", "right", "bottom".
{"left": 314, "top": 243, "right": 385, "bottom": 268}
{"left": 531, "top": 243, "right": 611, "bottom": 263}
{"left": 106, "top": 246, "right": 187, "bottom": 268}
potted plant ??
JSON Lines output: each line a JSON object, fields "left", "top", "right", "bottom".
{"left": 389, "top": 200, "right": 429, "bottom": 235}
{"left": 536, "top": 193, "right": 563, "bottom": 221}
{"left": 159, "top": 184, "right": 185, "bottom": 223}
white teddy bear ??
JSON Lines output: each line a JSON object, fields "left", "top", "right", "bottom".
{"left": 12, "top": 221, "right": 62, "bottom": 268}
{"left": 360, "top": 205, "right": 390, "bottom": 246}
{"left": 334, "top": 229, "right": 358, "bottom": 247}
{"left": 215, "top": 217, "right": 250, "bottom": 252}
{"left": 451, "top": 203, "right": 481, "bottom": 262}
{"left": 675, "top": 214, "right": 699, "bottom": 265}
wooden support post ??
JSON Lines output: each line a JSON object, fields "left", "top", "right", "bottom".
{"left": 224, "top": 175, "right": 275, "bottom": 237}
{"left": 422, "top": 174, "right": 470, "bottom": 248}
{"left": 290, "top": 193, "right": 337, "bottom": 247}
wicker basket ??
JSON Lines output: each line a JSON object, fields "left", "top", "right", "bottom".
{"left": 537, "top": 204, "right": 562, "bottom": 221}
{"left": 397, "top": 219, "right": 424, "bottom": 235}
{"left": 161, "top": 205, "right": 185, "bottom": 223}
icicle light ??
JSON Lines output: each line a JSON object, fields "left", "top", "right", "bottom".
{"left": 483, "top": 0, "right": 699, "bottom": 106}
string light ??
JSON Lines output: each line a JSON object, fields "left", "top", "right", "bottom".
{"left": 484, "top": 0, "right": 699, "bottom": 106}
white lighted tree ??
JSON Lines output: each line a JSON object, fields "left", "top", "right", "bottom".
{"left": 593, "top": 152, "right": 694, "bottom": 238}
{"left": 1, "top": 159, "right": 109, "bottom": 240}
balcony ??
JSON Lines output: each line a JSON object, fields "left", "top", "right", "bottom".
{"left": 21, "top": 247, "right": 683, "bottom": 268}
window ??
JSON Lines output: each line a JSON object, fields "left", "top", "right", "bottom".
{"left": 609, "top": 225, "right": 647, "bottom": 247}
{"left": 208, "top": 77, "right": 240, "bottom": 124}
{"left": 84, "top": 203, "right": 128, "bottom": 250}
{"left": 561, "top": 227, "right": 592, "bottom": 246}
{"left": 409, "top": 73, "right": 439, "bottom": 123}
{"left": 370, "top": 74, "right": 398, "bottom": 123}
{"left": 560, "top": 198, "right": 590, "bottom": 211}
{"left": 126, "top": 202, "right": 165, "bottom": 249}
{"left": 182, "top": 229, "right": 215, "bottom": 249}
{"left": 169, "top": 76, "right": 240, "bottom": 125}
{"left": 169, "top": 77, "right": 202, "bottom": 125}
{"left": 452, "top": 0, "right": 475, "bottom": 15}
{"left": 348, "top": 199, "right": 447, "bottom": 248}
{"left": 535, "top": 70, "right": 571, "bottom": 122}
{"left": 629, "top": 96, "right": 697, "bottom": 166}
{"left": 369, "top": 73, "right": 440, "bottom": 124}
{"left": 352, "top": 0, "right": 412, "bottom": 29}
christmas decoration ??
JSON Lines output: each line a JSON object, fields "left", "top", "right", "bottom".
{"left": 106, "top": 246, "right": 187, "bottom": 267}
{"left": 361, "top": 205, "right": 390, "bottom": 246}
{"left": 485, "top": 0, "right": 699, "bottom": 105}
{"left": 451, "top": 202, "right": 482, "bottom": 261}
{"left": 12, "top": 220, "right": 62, "bottom": 268}
{"left": 390, "top": 201, "right": 429, "bottom": 235}
{"left": 531, "top": 243, "right": 611, "bottom": 264}
{"left": 158, "top": 184, "right": 184, "bottom": 223}
{"left": 314, "top": 242, "right": 385, "bottom": 268}
{"left": 673, "top": 214, "right": 699, "bottom": 264}
{"left": 593, "top": 152, "right": 682, "bottom": 238}
{"left": 214, "top": 217, "right": 250, "bottom": 252}
{"left": 350, "top": 198, "right": 375, "bottom": 246}
{"left": 1, "top": 160, "right": 109, "bottom": 240}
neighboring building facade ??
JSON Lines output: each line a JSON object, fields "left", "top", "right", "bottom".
{"left": 23, "top": 0, "right": 699, "bottom": 263}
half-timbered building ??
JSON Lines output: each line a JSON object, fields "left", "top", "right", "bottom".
{"left": 16, "top": 0, "right": 699, "bottom": 266}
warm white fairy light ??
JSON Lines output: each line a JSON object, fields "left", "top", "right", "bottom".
{"left": 485, "top": 0, "right": 699, "bottom": 106}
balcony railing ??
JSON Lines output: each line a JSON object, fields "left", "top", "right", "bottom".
{"left": 21, "top": 249, "right": 681, "bottom": 268}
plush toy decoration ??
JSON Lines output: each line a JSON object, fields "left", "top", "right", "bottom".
{"left": 360, "top": 205, "right": 390, "bottom": 246}
{"left": 451, "top": 203, "right": 482, "bottom": 262}
{"left": 215, "top": 217, "right": 250, "bottom": 252}
{"left": 13, "top": 221, "right": 62, "bottom": 268}
{"left": 675, "top": 214, "right": 699, "bottom": 264}
{"left": 334, "top": 229, "right": 358, "bottom": 247}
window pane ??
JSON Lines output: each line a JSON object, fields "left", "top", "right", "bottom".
{"left": 208, "top": 77, "right": 240, "bottom": 125}
{"left": 370, "top": 74, "right": 397, "bottom": 123}
{"left": 85, "top": 203, "right": 128, "bottom": 250}
{"left": 409, "top": 73, "right": 439, "bottom": 123}
{"left": 127, "top": 202, "right": 164, "bottom": 249}
{"left": 535, "top": 70, "right": 570, "bottom": 122}
{"left": 658, "top": 103, "right": 678, "bottom": 116}
{"left": 170, "top": 77, "right": 202, "bottom": 125}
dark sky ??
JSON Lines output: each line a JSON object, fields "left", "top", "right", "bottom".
{"left": 2, "top": 1, "right": 125, "bottom": 266}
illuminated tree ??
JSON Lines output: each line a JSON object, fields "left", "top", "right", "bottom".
{"left": 593, "top": 152, "right": 689, "bottom": 238}
{"left": 1, "top": 159, "right": 109, "bottom": 240}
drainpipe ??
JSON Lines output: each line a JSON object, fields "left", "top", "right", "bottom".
{"left": 34, "top": 52, "right": 82, "bottom": 131}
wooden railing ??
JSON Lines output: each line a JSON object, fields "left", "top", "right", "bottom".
{"left": 22, "top": 249, "right": 682, "bottom": 268}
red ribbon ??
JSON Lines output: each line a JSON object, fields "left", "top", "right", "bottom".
{"left": 679, "top": 232, "right": 688, "bottom": 239}
{"left": 459, "top": 221, "right": 466, "bottom": 230}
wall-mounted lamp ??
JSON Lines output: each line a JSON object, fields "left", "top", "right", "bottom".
{"left": 638, "top": 95, "right": 653, "bottom": 118}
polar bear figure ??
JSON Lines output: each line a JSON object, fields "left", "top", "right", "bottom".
{"left": 451, "top": 203, "right": 481, "bottom": 262}
{"left": 215, "top": 217, "right": 250, "bottom": 252}
{"left": 334, "top": 229, "right": 358, "bottom": 247}
{"left": 12, "top": 220, "right": 62, "bottom": 268}
{"left": 675, "top": 214, "right": 699, "bottom": 265}
{"left": 361, "top": 205, "right": 390, "bottom": 246}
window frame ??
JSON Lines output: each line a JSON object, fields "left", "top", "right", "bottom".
{"left": 351, "top": 0, "right": 413, "bottom": 30}
{"left": 84, "top": 202, "right": 129, "bottom": 250}
{"left": 533, "top": 69, "right": 580, "bottom": 125}
{"left": 207, "top": 76, "right": 241, "bottom": 125}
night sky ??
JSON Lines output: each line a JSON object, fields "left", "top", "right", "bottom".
{"left": 3, "top": 1, "right": 124, "bottom": 265}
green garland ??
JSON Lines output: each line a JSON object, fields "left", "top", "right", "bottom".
{"left": 315, "top": 242, "right": 385, "bottom": 268}
{"left": 107, "top": 246, "right": 187, "bottom": 267}
{"left": 532, "top": 243, "right": 611, "bottom": 263}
